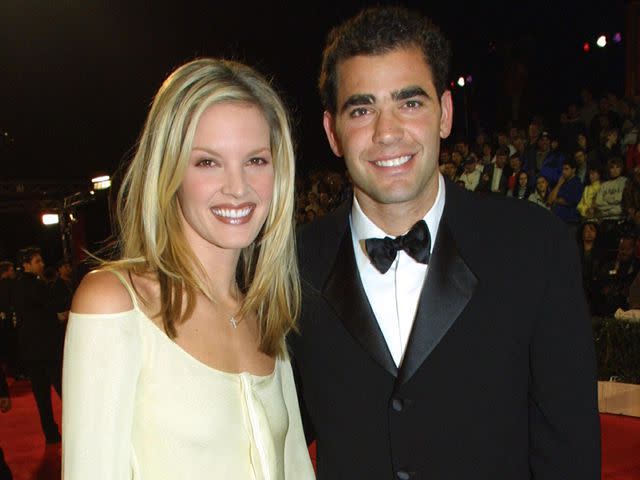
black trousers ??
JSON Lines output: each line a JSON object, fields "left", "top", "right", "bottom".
{"left": 0, "top": 448, "right": 12, "bottom": 480}
{"left": 25, "top": 360, "right": 61, "bottom": 439}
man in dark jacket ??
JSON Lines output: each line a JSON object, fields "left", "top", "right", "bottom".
{"left": 13, "top": 247, "right": 61, "bottom": 444}
{"left": 290, "top": 5, "right": 600, "bottom": 479}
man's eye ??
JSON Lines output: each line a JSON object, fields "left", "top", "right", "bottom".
{"left": 403, "top": 99, "right": 423, "bottom": 109}
{"left": 349, "top": 107, "right": 369, "bottom": 118}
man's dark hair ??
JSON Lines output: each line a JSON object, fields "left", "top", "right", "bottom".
{"left": 563, "top": 157, "right": 577, "bottom": 169}
{"left": 607, "top": 156, "right": 624, "bottom": 168}
{"left": 318, "top": 5, "right": 451, "bottom": 114}
{"left": 18, "top": 246, "right": 41, "bottom": 266}
{"left": 0, "top": 261, "right": 13, "bottom": 275}
{"left": 495, "top": 146, "right": 510, "bottom": 157}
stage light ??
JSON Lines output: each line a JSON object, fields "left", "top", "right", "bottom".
{"left": 596, "top": 35, "right": 607, "bottom": 48}
{"left": 457, "top": 76, "right": 465, "bottom": 87}
{"left": 465, "top": 75, "right": 473, "bottom": 84}
{"left": 613, "top": 32, "right": 622, "bottom": 43}
{"left": 42, "top": 213, "right": 59, "bottom": 226}
{"left": 583, "top": 42, "right": 591, "bottom": 53}
{"left": 92, "top": 174, "right": 111, "bottom": 190}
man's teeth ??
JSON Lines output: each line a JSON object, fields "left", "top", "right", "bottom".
{"left": 375, "top": 155, "right": 412, "bottom": 167}
{"left": 212, "top": 207, "right": 252, "bottom": 218}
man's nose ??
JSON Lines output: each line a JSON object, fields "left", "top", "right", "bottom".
{"left": 372, "top": 109, "right": 403, "bottom": 145}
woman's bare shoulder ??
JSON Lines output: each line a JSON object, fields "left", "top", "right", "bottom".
{"left": 71, "top": 269, "right": 135, "bottom": 314}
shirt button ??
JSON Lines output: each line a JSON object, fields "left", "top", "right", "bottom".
{"left": 396, "top": 470, "right": 411, "bottom": 480}
{"left": 391, "top": 398, "right": 404, "bottom": 412}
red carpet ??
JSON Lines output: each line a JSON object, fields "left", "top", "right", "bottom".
{"left": 1, "top": 379, "right": 638, "bottom": 479}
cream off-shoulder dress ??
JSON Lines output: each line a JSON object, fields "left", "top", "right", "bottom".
{"left": 62, "top": 271, "right": 315, "bottom": 480}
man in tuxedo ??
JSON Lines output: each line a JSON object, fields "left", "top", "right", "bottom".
{"left": 290, "top": 5, "right": 600, "bottom": 479}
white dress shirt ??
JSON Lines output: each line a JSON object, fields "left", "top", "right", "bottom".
{"left": 350, "top": 174, "right": 446, "bottom": 366}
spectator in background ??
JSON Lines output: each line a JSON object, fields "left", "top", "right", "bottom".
{"left": 480, "top": 142, "right": 493, "bottom": 167}
{"left": 574, "top": 148, "right": 588, "bottom": 184}
{"left": 622, "top": 164, "right": 640, "bottom": 225}
{"left": 595, "top": 157, "right": 627, "bottom": 221}
{"left": 625, "top": 138, "right": 640, "bottom": 173}
{"left": 509, "top": 171, "right": 532, "bottom": 200}
{"left": 0, "top": 262, "right": 16, "bottom": 378}
{"left": 577, "top": 164, "right": 603, "bottom": 220}
{"left": 13, "top": 247, "right": 61, "bottom": 444}
{"left": 458, "top": 155, "right": 481, "bottom": 191}
{"left": 443, "top": 158, "right": 458, "bottom": 182}
{"left": 0, "top": 364, "right": 13, "bottom": 480}
{"left": 598, "top": 127, "right": 621, "bottom": 167}
{"left": 593, "top": 234, "right": 640, "bottom": 315}
{"left": 547, "top": 158, "right": 584, "bottom": 233}
{"left": 579, "top": 87, "right": 599, "bottom": 128}
{"left": 477, "top": 146, "right": 508, "bottom": 194}
{"left": 577, "top": 221, "right": 604, "bottom": 314}
{"left": 505, "top": 152, "right": 525, "bottom": 195}
{"left": 528, "top": 175, "right": 551, "bottom": 210}
{"left": 577, "top": 131, "right": 601, "bottom": 171}
{"left": 538, "top": 132, "right": 565, "bottom": 186}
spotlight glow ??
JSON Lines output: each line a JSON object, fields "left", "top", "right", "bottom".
{"left": 457, "top": 76, "right": 465, "bottom": 87}
{"left": 596, "top": 35, "right": 607, "bottom": 48}
{"left": 42, "top": 213, "right": 59, "bottom": 225}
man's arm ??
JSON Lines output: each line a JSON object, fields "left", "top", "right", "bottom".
{"left": 528, "top": 218, "right": 600, "bottom": 478}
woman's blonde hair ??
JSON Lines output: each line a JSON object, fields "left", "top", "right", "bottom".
{"left": 108, "top": 58, "right": 299, "bottom": 357}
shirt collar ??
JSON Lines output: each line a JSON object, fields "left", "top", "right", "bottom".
{"left": 350, "top": 173, "right": 446, "bottom": 257}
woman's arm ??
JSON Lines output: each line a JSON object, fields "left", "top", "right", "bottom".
{"left": 62, "top": 270, "right": 142, "bottom": 479}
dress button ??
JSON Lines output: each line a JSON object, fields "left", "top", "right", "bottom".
{"left": 396, "top": 470, "right": 410, "bottom": 480}
{"left": 391, "top": 398, "right": 404, "bottom": 411}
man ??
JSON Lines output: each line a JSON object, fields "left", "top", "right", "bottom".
{"left": 290, "top": 6, "right": 600, "bottom": 479}
{"left": 13, "top": 247, "right": 61, "bottom": 444}
{"left": 458, "top": 155, "right": 480, "bottom": 191}
{"left": 0, "top": 365, "right": 13, "bottom": 480}
{"left": 477, "top": 146, "right": 508, "bottom": 194}
{"left": 547, "top": 158, "right": 585, "bottom": 232}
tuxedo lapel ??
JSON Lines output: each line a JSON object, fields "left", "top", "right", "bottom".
{"left": 397, "top": 218, "right": 478, "bottom": 385}
{"left": 323, "top": 229, "right": 398, "bottom": 377}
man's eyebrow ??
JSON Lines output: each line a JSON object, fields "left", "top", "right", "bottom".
{"left": 391, "top": 86, "right": 429, "bottom": 101}
{"left": 339, "top": 94, "right": 375, "bottom": 113}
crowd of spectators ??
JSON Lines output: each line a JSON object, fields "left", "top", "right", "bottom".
{"left": 295, "top": 87, "right": 640, "bottom": 317}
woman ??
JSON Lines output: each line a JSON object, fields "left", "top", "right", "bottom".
{"left": 577, "top": 165, "right": 602, "bottom": 220}
{"left": 62, "top": 59, "right": 315, "bottom": 479}
{"left": 509, "top": 171, "right": 532, "bottom": 200}
{"left": 576, "top": 221, "right": 603, "bottom": 313}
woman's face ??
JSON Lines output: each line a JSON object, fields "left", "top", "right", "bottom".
{"left": 178, "top": 102, "right": 275, "bottom": 253}
{"left": 589, "top": 169, "right": 601, "bottom": 184}
{"left": 583, "top": 224, "right": 597, "bottom": 242}
{"left": 518, "top": 172, "right": 528, "bottom": 187}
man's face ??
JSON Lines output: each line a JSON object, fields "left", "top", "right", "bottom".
{"left": 536, "top": 176, "right": 548, "bottom": 194}
{"left": 575, "top": 151, "right": 586, "bottom": 166}
{"left": 618, "top": 238, "right": 635, "bottom": 263}
{"left": 538, "top": 136, "right": 550, "bottom": 151}
{"left": 464, "top": 160, "right": 476, "bottom": 173}
{"left": 495, "top": 154, "right": 507, "bottom": 168}
{"left": 562, "top": 164, "right": 576, "bottom": 179}
{"left": 323, "top": 46, "right": 453, "bottom": 216}
{"left": 24, "top": 254, "right": 44, "bottom": 277}
{"left": 609, "top": 163, "right": 622, "bottom": 179}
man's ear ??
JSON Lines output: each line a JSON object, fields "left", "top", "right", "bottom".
{"left": 439, "top": 90, "right": 453, "bottom": 139}
{"left": 323, "top": 111, "right": 343, "bottom": 157}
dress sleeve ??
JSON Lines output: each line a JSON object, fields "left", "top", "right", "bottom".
{"left": 62, "top": 310, "right": 143, "bottom": 479}
{"left": 281, "top": 357, "right": 316, "bottom": 479}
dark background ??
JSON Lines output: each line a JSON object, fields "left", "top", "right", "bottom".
{"left": 0, "top": 0, "right": 629, "bottom": 263}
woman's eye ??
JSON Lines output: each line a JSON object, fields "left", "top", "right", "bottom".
{"left": 248, "top": 157, "right": 269, "bottom": 166}
{"left": 196, "top": 158, "right": 216, "bottom": 167}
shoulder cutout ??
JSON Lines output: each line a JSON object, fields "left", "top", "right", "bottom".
{"left": 71, "top": 270, "right": 135, "bottom": 314}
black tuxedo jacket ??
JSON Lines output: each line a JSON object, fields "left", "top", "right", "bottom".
{"left": 290, "top": 181, "right": 600, "bottom": 479}
{"left": 477, "top": 163, "right": 508, "bottom": 195}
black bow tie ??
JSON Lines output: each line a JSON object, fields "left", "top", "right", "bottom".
{"left": 364, "top": 220, "right": 431, "bottom": 274}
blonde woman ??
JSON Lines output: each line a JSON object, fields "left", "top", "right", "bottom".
{"left": 62, "top": 59, "right": 315, "bottom": 479}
